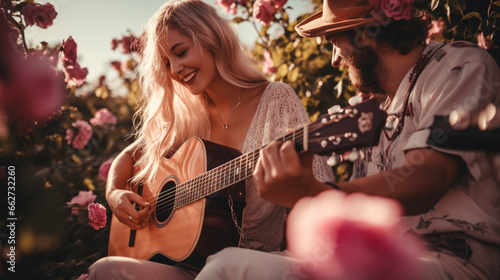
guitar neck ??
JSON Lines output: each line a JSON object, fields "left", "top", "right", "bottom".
{"left": 173, "top": 98, "right": 387, "bottom": 208}
{"left": 173, "top": 127, "right": 309, "bottom": 209}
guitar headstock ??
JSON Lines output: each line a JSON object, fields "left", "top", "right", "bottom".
{"left": 305, "top": 97, "right": 387, "bottom": 158}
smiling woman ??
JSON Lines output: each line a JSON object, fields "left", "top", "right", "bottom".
{"left": 84, "top": 0, "right": 334, "bottom": 279}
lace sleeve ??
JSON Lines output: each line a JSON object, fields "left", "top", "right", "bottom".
{"left": 243, "top": 82, "right": 335, "bottom": 182}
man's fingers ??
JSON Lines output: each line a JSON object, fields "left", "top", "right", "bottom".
{"left": 279, "top": 140, "right": 301, "bottom": 175}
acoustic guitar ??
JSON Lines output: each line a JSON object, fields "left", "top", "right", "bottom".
{"left": 108, "top": 98, "right": 387, "bottom": 270}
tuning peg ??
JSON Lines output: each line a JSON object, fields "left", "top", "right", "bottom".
{"left": 385, "top": 118, "right": 395, "bottom": 130}
{"left": 327, "top": 153, "right": 343, "bottom": 166}
{"left": 348, "top": 95, "right": 363, "bottom": 106}
{"left": 328, "top": 105, "right": 342, "bottom": 115}
{"left": 449, "top": 108, "right": 470, "bottom": 130}
{"left": 345, "top": 148, "right": 363, "bottom": 162}
{"left": 478, "top": 103, "right": 500, "bottom": 130}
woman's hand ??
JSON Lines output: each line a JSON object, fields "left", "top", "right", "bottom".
{"left": 107, "top": 189, "right": 152, "bottom": 230}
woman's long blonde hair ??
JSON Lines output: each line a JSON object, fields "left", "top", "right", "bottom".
{"left": 133, "top": 0, "right": 267, "bottom": 185}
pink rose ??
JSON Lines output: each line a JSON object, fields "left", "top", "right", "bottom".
{"left": 98, "top": 75, "right": 106, "bottom": 86}
{"left": 77, "top": 274, "right": 88, "bottom": 280}
{"left": 65, "top": 120, "right": 92, "bottom": 149}
{"left": 287, "top": 190, "right": 425, "bottom": 280}
{"left": 118, "top": 35, "right": 141, "bottom": 54}
{"left": 273, "top": 0, "right": 287, "bottom": 10}
{"left": 22, "top": 3, "right": 57, "bottom": 29}
{"left": 262, "top": 50, "right": 277, "bottom": 74}
{"left": 88, "top": 202, "right": 107, "bottom": 230}
{"left": 111, "top": 38, "right": 119, "bottom": 51}
{"left": 111, "top": 61, "right": 122, "bottom": 72}
{"left": 90, "top": 108, "right": 117, "bottom": 126}
{"left": 253, "top": 0, "right": 277, "bottom": 26}
{"left": 478, "top": 33, "right": 494, "bottom": 50}
{"left": 63, "top": 62, "right": 88, "bottom": 87}
{"left": 216, "top": 0, "right": 237, "bottom": 15}
{"left": 380, "top": 0, "right": 412, "bottom": 21}
{"left": 98, "top": 157, "right": 115, "bottom": 181}
{"left": 67, "top": 190, "right": 97, "bottom": 215}
{"left": 61, "top": 36, "right": 78, "bottom": 65}
{"left": 427, "top": 20, "right": 444, "bottom": 43}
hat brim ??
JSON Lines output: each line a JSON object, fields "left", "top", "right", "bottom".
{"left": 295, "top": 10, "right": 386, "bottom": 37}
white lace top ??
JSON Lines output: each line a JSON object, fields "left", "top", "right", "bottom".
{"left": 240, "top": 82, "right": 335, "bottom": 251}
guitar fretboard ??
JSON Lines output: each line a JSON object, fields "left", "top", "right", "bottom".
{"left": 173, "top": 128, "right": 307, "bottom": 209}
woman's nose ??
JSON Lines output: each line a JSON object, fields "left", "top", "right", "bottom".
{"left": 170, "top": 60, "right": 183, "bottom": 75}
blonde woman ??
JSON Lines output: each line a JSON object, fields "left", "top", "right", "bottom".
{"left": 88, "top": 0, "right": 334, "bottom": 279}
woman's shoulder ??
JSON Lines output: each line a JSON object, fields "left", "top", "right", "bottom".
{"left": 262, "top": 81, "right": 298, "bottom": 100}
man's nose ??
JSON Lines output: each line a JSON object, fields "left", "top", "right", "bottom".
{"left": 331, "top": 46, "right": 341, "bottom": 68}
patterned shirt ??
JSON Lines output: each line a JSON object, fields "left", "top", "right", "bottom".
{"left": 352, "top": 41, "right": 500, "bottom": 278}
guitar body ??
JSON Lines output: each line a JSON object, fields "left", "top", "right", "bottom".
{"left": 108, "top": 137, "right": 246, "bottom": 270}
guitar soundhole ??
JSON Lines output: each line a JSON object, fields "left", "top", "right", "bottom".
{"left": 155, "top": 180, "right": 176, "bottom": 224}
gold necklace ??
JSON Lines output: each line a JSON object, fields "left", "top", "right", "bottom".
{"left": 213, "top": 89, "right": 244, "bottom": 130}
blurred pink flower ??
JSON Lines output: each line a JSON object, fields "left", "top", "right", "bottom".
{"left": 253, "top": 0, "right": 277, "bottom": 26}
{"left": 61, "top": 36, "right": 78, "bottom": 65}
{"left": 370, "top": 0, "right": 412, "bottom": 21}
{"left": 120, "top": 35, "right": 136, "bottom": 54}
{"left": 114, "top": 34, "right": 142, "bottom": 54}
{"left": 287, "top": 190, "right": 424, "bottom": 280}
{"left": 273, "top": 0, "right": 287, "bottom": 10}
{"left": 111, "top": 38, "right": 119, "bottom": 51}
{"left": 90, "top": 108, "right": 117, "bottom": 126}
{"left": 262, "top": 50, "right": 277, "bottom": 74}
{"left": 2, "top": 55, "right": 64, "bottom": 124}
{"left": 98, "top": 157, "right": 115, "bottom": 181}
{"left": 98, "top": 75, "right": 106, "bottom": 86}
{"left": 22, "top": 3, "right": 57, "bottom": 29}
{"left": 67, "top": 190, "right": 97, "bottom": 215}
{"left": 88, "top": 202, "right": 107, "bottom": 230}
{"left": 63, "top": 63, "right": 88, "bottom": 87}
{"left": 427, "top": 20, "right": 444, "bottom": 43}
{"left": 76, "top": 274, "right": 88, "bottom": 280}
{"left": 65, "top": 120, "right": 92, "bottom": 149}
{"left": 111, "top": 61, "right": 122, "bottom": 72}
{"left": 478, "top": 32, "right": 494, "bottom": 50}
{"left": 216, "top": 0, "right": 237, "bottom": 14}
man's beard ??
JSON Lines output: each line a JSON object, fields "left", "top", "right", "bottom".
{"left": 341, "top": 45, "right": 386, "bottom": 95}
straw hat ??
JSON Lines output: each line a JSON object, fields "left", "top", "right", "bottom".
{"left": 295, "top": 0, "right": 387, "bottom": 37}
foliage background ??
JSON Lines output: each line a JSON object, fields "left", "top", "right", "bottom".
{"left": 0, "top": 0, "right": 498, "bottom": 279}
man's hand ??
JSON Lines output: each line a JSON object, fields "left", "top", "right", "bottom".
{"left": 254, "top": 140, "right": 330, "bottom": 208}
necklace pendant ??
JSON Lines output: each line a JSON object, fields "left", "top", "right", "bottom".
{"left": 223, "top": 123, "right": 229, "bottom": 130}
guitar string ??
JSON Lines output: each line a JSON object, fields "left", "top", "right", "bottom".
{"left": 150, "top": 129, "right": 309, "bottom": 216}
{"left": 143, "top": 117, "right": 336, "bottom": 215}
{"left": 144, "top": 119, "right": 333, "bottom": 216}
{"left": 152, "top": 131, "right": 306, "bottom": 215}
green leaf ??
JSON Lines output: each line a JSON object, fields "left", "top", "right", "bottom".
{"left": 447, "top": 0, "right": 466, "bottom": 16}
{"left": 276, "top": 64, "right": 288, "bottom": 79}
{"left": 462, "top": 12, "right": 482, "bottom": 21}
{"left": 431, "top": 0, "right": 441, "bottom": 11}
{"left": 232, "top": 17, "right": 244, "bottom": 24}
{"left": 490, "top": 11, "right": 500, "bottom": 20}
{"left": 459, "top": 13, "right": 482, "bottom": 39}
{"left": 288, "top": 67, "right": 300, "bottom": 82}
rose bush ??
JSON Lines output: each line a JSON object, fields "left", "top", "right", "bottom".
{"left": 0, "top": 0, "right": 498, "bottom": 279}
